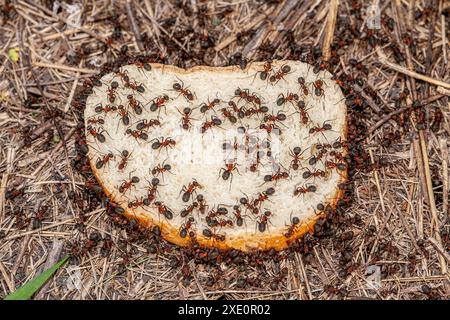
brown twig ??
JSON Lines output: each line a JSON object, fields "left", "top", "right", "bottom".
{"left": 322, "top": 0, "right": 339, "bottom": 61}
{"left": 125, "top": 0, "right": 144, "bottom": 52}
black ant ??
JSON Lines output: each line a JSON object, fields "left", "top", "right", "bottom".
{"left": 178, "top": 107, "right": 194, "bottom": 130}
{"left": 118, "top": 150, "right": 131, "bottom": 171}
{"left": 181, "top": 180, "right": 202, "bottom": 203}
{"left": 200, "top": 98, "right": 220, "bottom": 113}
{"left": 96, "top": 152, "right": 114, "bottom": 169}
{"left": 269, "top": 64, "right": 291, "bottom": 84}
{"left": 173, "top": 79, "right": 194, "bottom": 101}
{"left": 179, "top": 217, "right": 195, "bottom": 238}
{"left": 276, "top": 92, "right": 298, "bottom": 106}
{"left": 293, "top": 184, "right": 317, "bottom": 197}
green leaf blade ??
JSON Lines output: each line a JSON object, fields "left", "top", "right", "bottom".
{"left": 4, "top": 256, "right": 69, "bottom": 300}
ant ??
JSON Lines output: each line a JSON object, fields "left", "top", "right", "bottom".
{"left": 128, "top": 197, "right": 149, "bottom": 209}
{"left": 125, "top": 80, "right": 145, "bottom": 93}
{"left": 150, "top": 94, "right": 169, "bottom": 113}
{"left": 253, "top": 187, "right": 275, "bottom": 208}
{"left": 117, "top": 105, "right": 130, "bottom": 126}
{"left": 96, "top": 152, "right": 114, "bottom": 169}
{"left": 181, "top": 180, "right": 202, "bottom": 202}
{"left": 119, "top": 175, "right": 139, "bottom": 194}
{"left": 257, "top": 210, "right": 272, "bottom": 232}
{"left": 232, "top": 205, "right": 244, "bottom": 227}
{"left": 179, "top": 217, "right": 195, "bottom": 238}
{"left": 276, "top": 92, "right": 298, "bottom": 106}
{"left": 202, "top": 228, "right": 225, "bottom": 242}
{"left": 180, "top": 203, "right": 198, "bottom": 218}
{"left": 217, "top": 218, "right": 233, "bottom": 228}
{"left": 178, "top": 107, "right": 194, "bottom": 130}
{"left": 269, "top": 64, "right": 291, "bottom": 84}
{"left": 151, "top": 162, "right": 172, "bottom": 178}
{"left": 295, "top": 100, "right": 311, "bottom": 125}
{"left": 297, "top": 76, "right": 309, "bottom": 96}
{"left": 250, "top": 150, "right": 264, "bottom": 172}
{"left": 325, "top": 160, "right": 346, "bottom": 171}
{"left": 284, "top": 216, "right": 300, "bottom": 238}
{"left": 86, "top": 126, "right": 106, "bottom": 143}
{"left": 302, "top": 169, "right": 327, "bottom": 180}
{"left": 107, "top": 81, "right": 119, "bottom": 103}
{"left": 115, "top": 68, "right": 129, "bottom": 83}
{"left": 293, "top": 184, "right": 317, "bottom": 197}
{"left": 134, "top": 60, "right": 152, "bottom": 71}
{"left": 32, "top": 205, "right": 49, "bottom": 229}
{"left": 151, "top": 137, "right": 176, "bottom": 151}
{"left": 136, "top": 118, "right": 161, "bottom": 131}
{"left": 313, "top": 79, "right": 325, "bottom": 97}
{"left": 239, "top": 195, "right": 259, "bottom": 215}
{"left": 263, "top": 168, "right": 289, "bottom": 184}
{"left": 127, "top": 94, "right": 143, "bottom": 115}
{"left": 219, "top": 160, "right": 239, "bottom": 182}
{"left": 254, "top": 60, "right": 273, "bottom": 81}
{"left": 228, "top": 101, "right": 246, "bottom": 118}
{"left": 118, "top": 150, "right": 131, "bottom": 171}
{"left": 95, "top": 103, "right": 117, "bottom": 114}
{"left": 125, "top": 128, "right": 148, "bottom": 141}
{"left": 259, "top": 123, "right": 281, "bottom": 135}
{"left": 154, "top": 201, "right": 173, "bottom": 219}
{"left": 87, "top": 117, "right": 105, "bottom": 125}
{"left": 200, "top": 116, "right": 222, "bottom": 133}
{"left": 196, "top": 194, "right": 208, "bottom": 215}
{"left": 200, "top": 98, "right": 220, "bottom": 113}
{"left": 146, "top": 178, "right": 160, "bottom": 203}
{"left": 220, "top": 108, "right": 237, "bottom": 124}
{"left": 173, "top": 79, "right": 194, "bottom": 101}
{"left": 263, "top": 111, "right": 287, "bottom": 124}
{"left": 289, "top": 147, "right": 303, "bottom": 170}
{"left": 309, "top": 121, "right": 333, "bottom": 135}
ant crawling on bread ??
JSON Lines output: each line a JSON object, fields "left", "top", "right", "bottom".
{"left": 146, "top": 177, "right": 160, "bottom": 203}
{"left": 200, "top": 115, "right": 222, "bottom": 133}
{"left": 125, "top": 128, "right": 148, "bottom": 141}
{"left": 151, "top": 137, "right": 176, "bottom": 151}
{"left": 180, "top": 180, "right": 202, "bottom": 203}
{"left": 254, "top": 60, "right": 273, "bottom": 81}
{"left": 202, "top": 228, "right": 226, "bottom": 242}
{"left": 180, "top": 203, "right": 198, "bottom": 218}
{"left": 284, "top": 215, "right": 300, "bottom": 238}
{"left": 151, "top": 161, "right": 172, "bottom": 179}
{"left": 117, "top": 105, "right": 130, "bottom": 126}
{"left": 269, "top": 64, "right": 291, "bottom": 85}
{"left": 106, "top": 81, "right": 119, "bottom": 103}
{"left": 95, "top": 103, "right": 117, "bottom": 115}
{"left": 256, "top": 210, "right": 272, "bottom": 233}
{"left": 95, "top": 152, "right": 114, "bottom": 169}
{"left": 293, "top": 184, "right": 317, "bottom": 197}
{"left": 179, "top": 217, "right": 195, "bottom": 238}
{"left": 128, "top": 197, "right": 150, "bottom": 209}
{"left": 149, "top": 94, "right": 169, "bottom": 113}
{"left": 154, "top": 201, "right": 174, "bottom": 220}
{"left": 200, "top": 98, "right": 221, "bottom": 114}
{"left": 127, "top": 94, "right": 143, "bottom": 115}
{"left": 219, "top": 159, "right": 240, "bottom": 185}
{"left": 136, "top": 118, "right": 161, "bottom": 131}
{"left": 289, "top": 146, "right": 304, "bottom": 171}
{"left": 178, "top": 107, "right": 194, "bottom": 130}
{"left": 118, "top": 150, "right": 131, "bottom": 171}
{"left": 86, "top": 125, "right": 107, "bottom": 143}
{"left": 119, "top": 175, "right": 140, "bottom": 194}
{"left": 276, "top": 92, "right": 299, "bottom": 107}
{"left": 172, "top": 78, "right": 195, "bottom": 102}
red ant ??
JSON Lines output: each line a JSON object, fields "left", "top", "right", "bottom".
{"left": 151, "top": 137, "right": 176, "bottom": 151}
{"left": 313, "top": 79, "right": 325, "bottom": 97}
{"left": 295, "top": 100, "right": 311, "bottom": 125}
{"left": 173, "top": 79, "right": 194, "bottom": 101}
{"left": 257, "top": 210, "right": 272, "bottom": 232}
{"left": 232, "top": 205, "right": 244, "bottom": 227}
{"left": 325, "top": 160, "right": 346, "bottom": 171}
{"left": 219, "top": 160, "right": 239, "bottom": 182}
{"left": 146, "top": 178, "right": 160, "bottom": 203}
{"left": 250, "top": 150, "right": 264, "bottom": 172}
{"left": 87, "top": 117, "right": 105, "bottom": 125}
{"left": 217, "top": 218, "right": 233, "bottom": 228}
{"left": 297, "top": 76, "right": 309, "bottom": 96}
{"left": 118, "top": 150, "right": 131, "bottom": 171}
{"left": 154, "top": 201, "right": 173, "bottom": 219}
{"left": 181, "top": 180, "right": 202, "bottom": 203}
{"left": 202, "top": 228, "right": 225, "bottom": 242}
{"left": 200, "top": 98, "right": 220, "bottom": 113}
{"left": 151, "top": 162, "right": 172, "bottom": 177}
{"left": 117, "top": 105, "right": 130, "bottom": 126}
{"left": 200, "top": 116, "right": 222, "bottom": 133}
{"left": 127, "top": 94, "right": 143, "bottom": 115}
{"left": 253, "top": 187, "right": 275, "bottom": 208}
{"left": 196, "top": 194, "right": 208, "bottom": 215}
{"left": 180, "top": 203, "right": 198, "bottom": 218}
{"left": 263, "top": 168, "right": 289, "bottom": 184}
{"left": 293, "top": 184, "right": 317, "bottom": 197}
{"left": 235, "top": 88, "right": 261, "bottom": 105}
{"left": 239, "top": 195, "right": 259, "bottom": 215}
{"left": 125, "top": 128, "right": 148, "bottom": 141}
{"left": 263, "top": 111, "right": 287, "bottom": 124}
{"left": 284, "top": 216, "right": 300, "bottom": 237}
{"left": 259, "top": 123, "right": 281, "bottom": 135}
{"left": 289, "top": 147, "right": 303, "bottom": 170}
{"left": 136, "top": 118, "right": 161, "bottom": 131}
{"left": 134, "top": 60, "right": 152, "bottom": 71}
{"left": 309, "top": 121, "right": 333, "bottom": 135}
{"left": 276, "top": 92, "right": 298, "bottom": 106}
{"left": 86, "top": 126, "right": 106, "bottom": 143}
{"left": 95, "top": 103, "right": 117, "bottom": 114}
{"left": 128, "top": 197, "right": 149, "bottom": 209}
{"left": 302, "top": 169, "right": 327, "bottom": 180}
{"left": 119, "top": 176, "right": 139, "bottom": 194}
{"left": 179, "top": 217, "right": 195, "bottom": 238}
{"left": 178, "top": 107, "right": 194, "bottom": 130}
{"left": 96, "top": 152, "right": 114, "bottom": 169}
{"left": 220, "top": 108, "right": 237, "bottom": 124}
{"left": 150, "top": 94, "right": 169, "bottom": 113}
{"left": 107, "top": 81, "right": 119, "bottom": 103}
{"left": 125, "top": 80, "right": 145, "bottom": 93}
{"left": 255, "top": 60, "right": 273, "bottom": 81}
{"left": 115, "top": 68, "right": 129, "bottom": 83}
{"left": 269, "top": 64, "right": 291, "bottom": 84}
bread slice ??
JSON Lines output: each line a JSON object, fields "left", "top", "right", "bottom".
{"left": 84, "top": 60, "right": 347, "bottom": 252}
